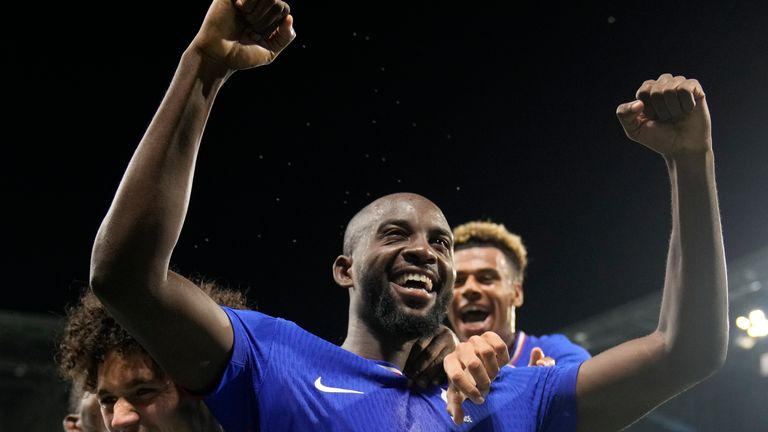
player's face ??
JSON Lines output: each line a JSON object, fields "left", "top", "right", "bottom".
{"left": 449, "top": 246, "right": 522, "bottom": 344}
{"left": 95, "top": 350, "right": 209, "bottom": 432}
{"left": 353, "top": 195, "right": 455, "bottom": 338}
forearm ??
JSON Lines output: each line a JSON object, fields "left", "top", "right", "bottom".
{"left": 657, "top": 149, "right": 728, "bottom": 373}
{"left": 91, "top": 49, "right": 230, "bottom": 290}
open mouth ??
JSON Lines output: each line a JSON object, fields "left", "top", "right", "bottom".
{"left": 458, "top": 306, "right": 492, "bottom": 335}
{"left": 390, "top": 272, "right": 436, "bottom": 307}
{"left": 461, "top": 308, "right": 489, "bottom": 323}
{"left": 394, "top": 273, "right": 434, "bottom": 292}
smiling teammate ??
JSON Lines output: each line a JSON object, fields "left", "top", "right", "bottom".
{"left": 448, "top": 221, "right": 591, "bottom": 367}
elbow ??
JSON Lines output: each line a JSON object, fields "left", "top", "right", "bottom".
{"left": 90, "top": 236, "right": 116, "bottom": 296}
{"left": 89, "top": 236, "right": 138, "bottom": 302}
{"left": 694, "top": 326, "right": 729, "bottom": 379}
{"left": 690, "top": 346, "right": 727, "bottom": 382}
{"left": 702, "top": 333, "right": 728, "bottom": 376}
{"left": 89, "top": 257, "right": 120, "bottom": 302}
{"left": 665, "top": 330, "right": 728, "bottom": 384}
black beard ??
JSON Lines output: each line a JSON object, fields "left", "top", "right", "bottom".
{"left": 360, "top": 279, "right": 450, "bottom": 340}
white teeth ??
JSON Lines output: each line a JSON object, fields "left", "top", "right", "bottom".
{"left": 395, "top": 273, "right": 434, "bottom": 292}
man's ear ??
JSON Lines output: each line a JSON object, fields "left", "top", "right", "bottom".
{"left": 63, "top": 414, "right": 81, "bottom": 431}
{"left": 333, "top": 255, "right": 354, "bottom": 288}
{"left": 513, "top": 281, "right": 524, "bottom": 307}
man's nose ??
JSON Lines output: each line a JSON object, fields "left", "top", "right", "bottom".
{"left": 403, "top": 236, "right": 437, "bottom": 265}
{"left": 111, "top": 398, "right": 140, "bottom": 430}
{"left": 459, "top": 276, "right": 484, "bottom": 300}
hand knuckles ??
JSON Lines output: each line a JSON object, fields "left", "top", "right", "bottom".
{"left": 477, "top": 346, "right": 494, "bottom": 358}
{"left": 466, "top": 358, "right": 483, "bottom": 371}
{"left": 468, "top": 335, "right": 484, "bottom": 344}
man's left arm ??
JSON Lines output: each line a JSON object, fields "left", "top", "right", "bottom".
{"left": 575, "top": 74, "right": 728, "bottom": 431}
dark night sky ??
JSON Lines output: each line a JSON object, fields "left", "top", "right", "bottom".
{"left": 8, "top": 1, "right": 768, "bottom": 343}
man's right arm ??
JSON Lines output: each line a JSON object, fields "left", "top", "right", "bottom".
{"left": 90, "top": 0, "right": 294, "bottom": 393}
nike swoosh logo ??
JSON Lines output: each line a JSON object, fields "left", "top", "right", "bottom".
{"left": 314, "top": 377, "right": 364, "bottom": 394}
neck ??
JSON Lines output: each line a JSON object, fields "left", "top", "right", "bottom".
{"left": 506, "top": 330, "right": 518, "bottom": 348}
{"left": 341, "top": 314, "right": 418, "bottom": 370}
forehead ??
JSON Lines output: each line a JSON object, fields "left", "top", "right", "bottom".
{"left": 455, "top": 247, "right": 512, "bottom": 272}
{"left": 97, "top": 350, "right": 165, "bottom": 391}
{"left": 368, "top": 195, "right": 449, "bottom": 230}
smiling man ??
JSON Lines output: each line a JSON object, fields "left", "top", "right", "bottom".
{"left": 88, "top": 0, "right": 728, "bottom": 430}
{"left": 449, "top": 221, "right": 591, "bottom": 367}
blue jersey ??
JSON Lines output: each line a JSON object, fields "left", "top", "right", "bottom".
{"left": 205, "top": 308, "right": 582, "bottom": 431}
{"left": 509, "top": 332, "right": 592, "bottom": 368}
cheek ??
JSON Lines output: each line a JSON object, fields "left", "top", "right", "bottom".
{"left": 491, "top": 289, "right": 516, "bottom": 307}
{"left": 442, "top": 257, "right": 455, "bottom": 283}
{"left": 450, "top": 289, "right": 461, "bottom": 303}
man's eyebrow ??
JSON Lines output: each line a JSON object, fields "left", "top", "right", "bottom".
{"left": 96, "top": 377, "right": 161, "bottom": 396}
{"left": 378, "top": 219, "right": 411, "bottom": 228}
{"left": 457, "top": 268, "right": 501, "bottom": 276}
{"left": 430, "top": 226, "right": 452, "bottom": 239}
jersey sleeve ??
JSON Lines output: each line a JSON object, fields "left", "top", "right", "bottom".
{"left": 204, "top": 307, "right": 280, "bottom": 431}
{"left": 538, "top": 361, "right": 583, "bottom": 432}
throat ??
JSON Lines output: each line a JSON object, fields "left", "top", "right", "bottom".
{"left": 342, "top": 317, "right": 419, "bottom": 369}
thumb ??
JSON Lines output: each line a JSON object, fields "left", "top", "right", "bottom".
{"left": 273, "top": 14, "right": 296, "bottom": 49}
{"left": 528, "top": 347, "right": 544, "bottom": 366}
{"left": 616, "top": 100, "right": 645, "bottom": 140}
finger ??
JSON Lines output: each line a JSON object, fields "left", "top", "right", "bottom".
{"left": 678, "top": 78, "right": 704, "bottom": 113}
{"left": 234, "top": 0, "right": 265, "bottom": 14}
{"left": 616, "top": 100, "right": 645, "bottom": 140}
{"left": 649, "top": 83, "right": 672, "bottom": 121}
{"left": 257, "top": 3, "right": 291, "bottom": 38}
{"left": 482, "top": 331, "right": 510, "bottom": 366}
{"left": 662, "top": 76, "right": 686, "bottom": 120}
{"left": 446, "top": 385, "right": 466, "bottom": 425}
{"left": 461, "top": 338, "right": 492, "bottom": 399}
{"left": 404, "top": 327, "right": 456, "bottom": 387}
{"left": 636, "top": 79, "right": 658, "bottom": 121}
{"left": 403, "top": 336, "right": 428, "bottom": 385}
{"left": 240, "top": 0, "right": 290, "bottom": 35}
{"left": 528, "top": 347, "right": 544, "bottom": 366}
{"left": 235, "top": 0, "right": 289, "bottom": 23}
{"left": 417, "top": 345, "right": 453, "bottom": 388}
{"left": 406, "top": 327, "right": 456, "bottom": 383}
{"left": 404, "top": 329, "right": 448, "bottom": 387}
{"left": 536, "top": 356, "right": 556, "bottom": 367}
{"left": 413, "top": 364, "right": 440, "bottom": 389}
{"left": 471, "top": 334, "right": 501, "bottom": 372}
{"left": 444, "top": 351, "right": 483, "bottom": 404}
{"left": 258, "top": 14, "right": 295, "bottom": 54}
{"left": 270, "top": 14, "right": 296, "bottom": 47}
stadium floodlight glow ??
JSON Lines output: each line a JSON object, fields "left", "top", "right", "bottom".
{"left": 736, "top": 308, "right": 768, "bottom": 339}
{"left": 736, "top": 316, "right": 751, "bottom": 330}
{"left": 736, "top": 335, "right": 756, "bottom": 350}
{"left": 748, "top": 309, "right": 766, "bottom": 323}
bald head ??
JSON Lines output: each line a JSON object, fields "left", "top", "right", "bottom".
{"left": 343, "top": 193, "right": 447, "bottom": 256}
